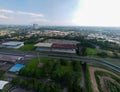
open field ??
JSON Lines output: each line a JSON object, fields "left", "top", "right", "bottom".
{"left": 18, "top": 44, "right": 35, "bottom": 51}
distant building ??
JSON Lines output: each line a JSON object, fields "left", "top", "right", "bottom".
{"left": 2, "top": 41, "right": 24, "bottom": 49}
{"left": 34, "top": 39, "right": 79, "bottom": 53}
{"left": 33, "top": 24, "right": 39, "bottom": 29}
{"left": 51, "top": 43, "right": 77, "bottom": 53}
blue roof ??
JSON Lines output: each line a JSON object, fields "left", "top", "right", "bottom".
{"left": 9, "top": 64, "right": 25, "bottom": 72}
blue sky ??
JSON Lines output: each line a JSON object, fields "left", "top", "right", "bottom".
{"left": 0, "top": 0, "right": 120, "bottom": 26}
{"left": 0, "top": 0, "right": 79, "bottom": 25}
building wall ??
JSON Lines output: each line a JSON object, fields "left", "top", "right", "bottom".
{"left": 36, "top": 47, "right": 52, "bottom": 52}
{"left": 51, "top": 48, "right": 76, "bottom": 53}
{"left": 36, "top": 47, "right": 76, "bottom": 53}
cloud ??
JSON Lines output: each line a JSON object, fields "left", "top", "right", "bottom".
{"left": 0, "top": 8, "right": 47, "bottom": 24}
{"left": 0, "top": 9, "right": 44, "bottom": 18}
{"left": 17, "top": 11, "right": 44, "bottom": 17}
{"left": 0, "top": 15, "right": 9, "bottom": 19}
{"left": 0, "top": 9, "right": 14, "bottom": 14}
{"left": 34, "top": 19, "right": 49, "bottom": 22}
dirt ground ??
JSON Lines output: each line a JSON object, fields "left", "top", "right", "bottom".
{"left": 0, "top": 62, "right": 13, "bottom": 71}
{"left": 89, "top": 67, "right": 120, "bottom": 92}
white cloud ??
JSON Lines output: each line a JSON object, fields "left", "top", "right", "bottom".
{"left": 0, "top": 15, "right": 9, "bottom": 19}
{"left": 0, "top": 9, "right": 14, "bottom": 14}
{"left": 73, "top": 0, "right": 120, "bottom": 27}
{"left": 17, "top": 11, "right": 44, "bottom": 17}
{"left": 34, "top": 19, "right": 49, "bottom": 22}
{"left": 0, "top": 8, "right": 46, "bottom": 24}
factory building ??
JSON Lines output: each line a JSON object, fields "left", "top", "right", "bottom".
{"left": 2, "top": 41, "right": 24, "bottom": 49}
{"left": 34, "top": 39, "right": 79, "bottom": 53}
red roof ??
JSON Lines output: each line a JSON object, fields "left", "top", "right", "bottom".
{"left": 52, "top": 44, "right": 76, "bottom": 49}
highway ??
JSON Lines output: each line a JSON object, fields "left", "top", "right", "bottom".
{"left": 0, "top": 49, "right": 120, "bottom": 73}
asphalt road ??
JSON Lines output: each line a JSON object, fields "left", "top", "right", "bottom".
{"left": 0, "top": 49, "right": 120, "bottom": 73}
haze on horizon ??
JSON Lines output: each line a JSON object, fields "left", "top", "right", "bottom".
{"left": 0, "top": 0, "right": 120, "bottom": 27}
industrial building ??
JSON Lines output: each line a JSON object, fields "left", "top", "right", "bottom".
{"left": 9, "top": 64, "right": 25, "bottom": 72}
{"left": 35, "top": 43, "right": 52, "bottom": 52}
{"left": 2, "top": 41, "right": 24, "bottom": 49}
{"left": 45, "top": 39, "right": 79, "bottom": 45}
{"left": 34, "top": 39, "right": 79, "bottom": 53}
{"left": 0, "top": 80, "right": 9, "bottom": 90}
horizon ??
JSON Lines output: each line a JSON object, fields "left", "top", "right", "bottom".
{"left": 0, "top": 0, "right": 120, "bottom": 27}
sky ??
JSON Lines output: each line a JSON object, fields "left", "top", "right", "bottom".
{"left": 0, "top": 0, "right": 120, "bottom": 26}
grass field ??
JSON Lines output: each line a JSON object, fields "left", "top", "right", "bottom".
{"left": 18, "top": 44, "right": 36, "bottom": 51}
{"left": 86, "top": 48, "right": 97, "bottom": 55}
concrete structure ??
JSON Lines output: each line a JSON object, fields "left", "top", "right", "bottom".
{"left": 34, "top": 43, "right": 52, "bottom": 51}
{"left": 0, "top": 80, "right": 9, "bottom": 90}
{"left": 2, "top": 41, "right": 24, "bottom": 49}
{"left": 35, "top": 39, "right": 79, "bottom": 53}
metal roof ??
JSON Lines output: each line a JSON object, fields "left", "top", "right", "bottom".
{"left": 52, "top": 44, "right": 76, "bottom": 49}
{"left": 0, "top": 80, "right": 9, "bottom": 90}
{"left": 34, "top": 42, "right": 52, "bottom": 47}
{"left": 2, "top": 41, "right": 24, "bottom": 46}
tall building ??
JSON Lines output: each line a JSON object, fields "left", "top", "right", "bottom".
{"left": 33, "top": 24, "right": 39, "bottom": 29}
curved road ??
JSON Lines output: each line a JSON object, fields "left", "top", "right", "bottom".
{"left": 0, "top": 49, "right": 120, "bottom": 73}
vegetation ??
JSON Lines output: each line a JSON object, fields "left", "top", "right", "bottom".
{"left": 86, "top": 48, "right": 97, "bottom": 55}
{"left": 0, "top": 70, "right": 5, "bottom": 80}
{"left": 12, "top": 77, "right": 62, "bottom": 92}
{"left": 12, "top": 58, "right": 83, "bottom": 92}
{"left": 97, "top": 52, "right": 108, "bottom": 58}
{"left": 18, "top": 44, "right": 36, "bottom": 51}
{"left": 85, "top": 64, "right": 93, "bottom": 92}
{"left": 106, "top": 80, "right": 120, "bottom": 92}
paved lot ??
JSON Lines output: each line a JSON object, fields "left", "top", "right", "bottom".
{"left": 0, "top": 62, "right": 13, "bottom": 71}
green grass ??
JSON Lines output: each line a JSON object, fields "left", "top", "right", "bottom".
{"left": 86, "top": 48, "right": 97, "bottom": 55}
{"left": 86, "top": 65, "right": 93, "bottom": 92}
{"left": 0, "top": 70, "right": 5, "bottom": 80}
{"left": 18, "top": 44, "right": 36, "bottom": 51}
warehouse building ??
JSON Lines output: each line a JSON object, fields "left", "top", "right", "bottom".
{"left": 34, "top": 43, "right": 52, "bottom": 52}
{"left": 34, "top": 39, "right": 79, "bottom": 53}
{"left": 45, "top": 39, "right": 79, "bottom": 45}
{"left": 2, "top": 41, "right": 24, "bottom": 49}
{"left": 51, "top": 43, "right": 77, "bottom": 53}
{"left": 0, "top": 80, "right": 9, "bottom": 90}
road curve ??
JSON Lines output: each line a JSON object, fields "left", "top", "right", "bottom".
{"left": 0, "top": 50, "right": 120, "bottom": 73}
